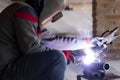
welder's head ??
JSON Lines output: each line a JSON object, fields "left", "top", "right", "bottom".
{"left": 25, "top": 0, "right": 66, "bottom": 27}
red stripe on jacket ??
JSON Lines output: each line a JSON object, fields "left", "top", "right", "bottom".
{"left": 14, "top": 11, "right": 38, "bottom": 23}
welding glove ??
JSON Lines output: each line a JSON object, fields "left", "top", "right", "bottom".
{"left": 40, "top": 28, "right": 106, "bottom": 54}
{"left": 63, "top": 50, "right": 85, "bottom": 65}
{"left": 63, "top": 51, "right": 74, "bottom": 65}
{"left": 91, "top": 37, "right": 107, "bottom": 54}
{"left": 91, "top": 37, "right": 105, "bottom": 47}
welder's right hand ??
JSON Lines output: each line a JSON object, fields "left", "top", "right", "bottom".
{"left": 63, "top": 50, "right": 84, "bottom": 65}
{"left": 63, "top": 51, "right": 75, "bottom": 65}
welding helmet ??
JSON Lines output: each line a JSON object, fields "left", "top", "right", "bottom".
{"left": 39, "top": 0, "right": 66, "bottom": 26}
{"left": 25, "top": 0, "right": 66, "bottom": 26}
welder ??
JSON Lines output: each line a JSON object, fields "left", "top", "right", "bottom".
{"left": 0, "top": 0, "right": 101, "bottom": 80}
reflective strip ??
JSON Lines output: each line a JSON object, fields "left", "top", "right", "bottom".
{"left": 14, "top": 11, "right": 38, "bottom": 23}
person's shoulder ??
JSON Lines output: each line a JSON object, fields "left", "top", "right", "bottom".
{"left": 1, "top": 2, "right": 28, "bottom": 13}
{"left": 13, "top": 2, "right": 38, "bottom": 23}
{"left": 14, "top": 2, "right": 37, "bottom": 17}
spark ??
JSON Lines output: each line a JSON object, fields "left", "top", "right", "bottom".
{"left": 83, "top": 48, "right": 96, "bottom": 65}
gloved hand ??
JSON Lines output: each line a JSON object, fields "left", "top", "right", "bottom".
{"left": 63, "top": 51, "right": 74, "bottom": 65}
{"left": 91, "top": 37, "right": 105, "bottom": 47}
{"left": 63, "top": 50, "right": 85, "bottom": 65}
{"left": 91, "top": 37, "right": 108, "bottom": 54}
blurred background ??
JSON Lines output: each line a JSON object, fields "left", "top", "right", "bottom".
{"left": 0, "top": 0, "right": 120, "bottom": 80}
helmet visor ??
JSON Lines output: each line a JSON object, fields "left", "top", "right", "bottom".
{"left": 51, "top": 12, "right": 63, "bottom": 22}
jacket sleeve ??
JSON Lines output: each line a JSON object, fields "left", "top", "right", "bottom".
{"left": 40, "top": 30, "right": 95, "bottom": 50}
{"left": 13, "top": 6, "right": 49, "bottom": 54}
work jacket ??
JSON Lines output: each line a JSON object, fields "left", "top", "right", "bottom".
{"left": 0, "top": 2, "right": 49, "bottom": 71}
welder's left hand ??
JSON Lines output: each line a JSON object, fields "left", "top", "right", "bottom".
{"left": 91, "top": 37, "right": 105, "bottom": 47}
{"left": 91, "top": 37, "right": 108, "bottom": 54}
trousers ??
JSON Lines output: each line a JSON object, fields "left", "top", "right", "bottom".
{"left": 1, "top": 50, "right": 66, "bottom": 80}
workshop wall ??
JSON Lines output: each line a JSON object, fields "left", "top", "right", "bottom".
{"left": 66, "top": 0, "right": 92, "bottom": 10}
{"left": 94, "top": 0, "right": 120, "bottom": 60}
{"left": 0, "top": 0, "right": 93, "bottom": 38}
{"left": 43, "top": 0, "right": 93, "bottom": 38}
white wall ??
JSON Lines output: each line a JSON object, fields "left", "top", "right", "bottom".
{"left": 44, "top": 0, "right": 93, "bottom": 38}
{"left": 45, "top": 10, "right": 93, "bottom": 38}
{"left": 0, "top": 0, "right": 12, "bottom": 12}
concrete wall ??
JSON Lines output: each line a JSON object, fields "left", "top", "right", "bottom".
{"left": 0, "top": 0, "right": 93, "bottom": 37}
{"left": 66, "top": 0, "right": 92, "bottom": 10}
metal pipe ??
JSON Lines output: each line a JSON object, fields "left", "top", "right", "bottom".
{"left": 91, "top": 62, "right": 110, "bottom": 71}
{"left": 84, "top": 62, "right": 110, "bottom": 71}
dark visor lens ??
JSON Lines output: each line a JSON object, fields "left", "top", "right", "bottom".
{"left": 51, "top": 12, "right": 63, "bottom": 22}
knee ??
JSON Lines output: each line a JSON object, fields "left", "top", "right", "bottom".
{"left": 50, "top": 50, "right": 66, "bottom": 69}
